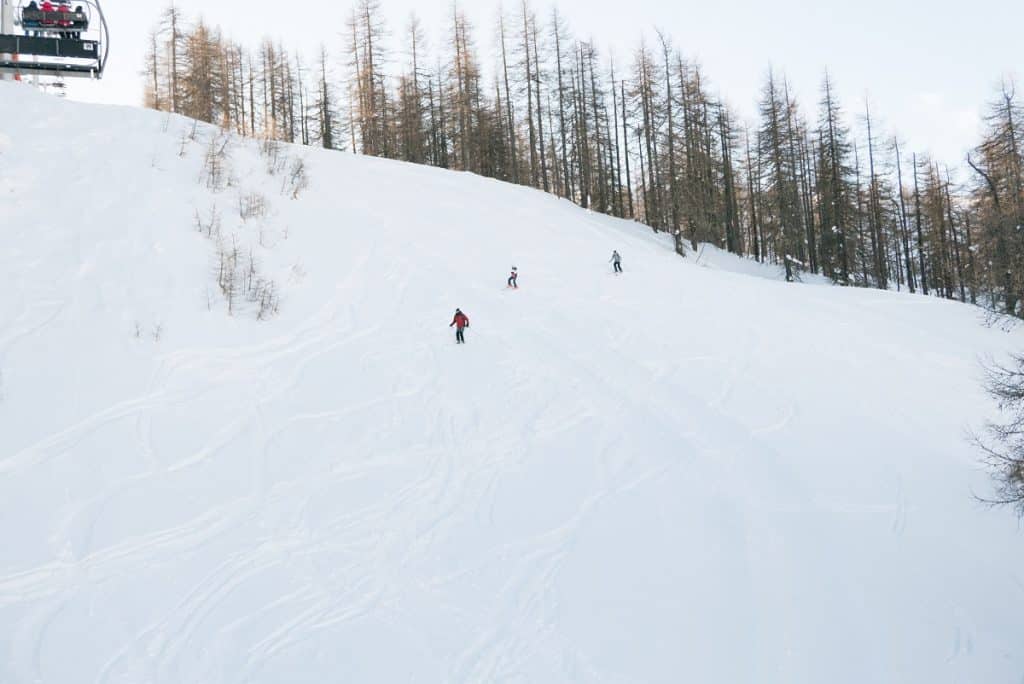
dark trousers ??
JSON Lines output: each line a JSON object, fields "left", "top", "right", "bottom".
{"left": 456, "top": 328, "right": 465, "bottom": 344}
{"left": 613, "top": 262, "right": 622, "bottom": 273}
{"left": 508, "top": 277, "right": 517, "bottom": 288}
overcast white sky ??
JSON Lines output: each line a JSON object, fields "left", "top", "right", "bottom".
{"left": 66, "top": 0, "right": 1021, "bottom": 168}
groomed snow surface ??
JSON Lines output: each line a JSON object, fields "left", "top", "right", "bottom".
{"left": 1, "top": 83, "right": 1023, "bottom": 683}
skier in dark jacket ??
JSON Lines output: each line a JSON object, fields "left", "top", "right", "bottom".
{"left": 507, "top": 267, "right": 518, "bottom": 289}
{"left": 24, "top": 2, "right": 41, "bottom": 35}
{"left": 450, "top": 309, "right": 470, "bottom": 344}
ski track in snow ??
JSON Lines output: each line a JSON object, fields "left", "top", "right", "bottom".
{"left": 1, "top": 84, "right": 1023, "bottom": 683}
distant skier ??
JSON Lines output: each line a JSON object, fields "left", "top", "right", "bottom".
{"left": 507, "top": 267, "right": 518, "bottom": 289}
{"left": 450, "top": 308, "right": 470, "bottom": 344}
{"left": 610, "top": 250, "right": 623, "bottom": 274}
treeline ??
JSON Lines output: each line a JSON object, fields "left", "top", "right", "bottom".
{"left": 143, "top": 1, "right": 1024, "bottom": 311}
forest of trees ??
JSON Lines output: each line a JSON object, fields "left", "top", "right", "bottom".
{"left": 142, "top": 1, "right": 1024, "bottom": 314}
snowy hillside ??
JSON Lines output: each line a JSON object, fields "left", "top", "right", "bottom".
{"left": 1, "top": 83, "right": 1023, "bottom": 683}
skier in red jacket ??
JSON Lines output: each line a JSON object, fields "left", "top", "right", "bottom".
{"left": 57, "top": 1, "right": 72, "bottom": 30}
{"left": 450, "top": 309, "right": 470, "bottom": 344}
{"left": 40, "top": 0, "right": 57, "bottom": 29}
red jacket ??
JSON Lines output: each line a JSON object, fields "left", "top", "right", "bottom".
{"left": 40, "top": 0, "right": 56, "bottom": 24}
{"left": 450, "top": 312, "right": 469, "bottom": 330}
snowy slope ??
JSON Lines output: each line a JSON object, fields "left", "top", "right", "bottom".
{"left": 1, "top": 83, "right": 1023, "bottom": 684}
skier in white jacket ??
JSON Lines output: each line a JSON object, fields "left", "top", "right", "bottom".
{"left": 610, "top": 251, "right": 623, "bottom": 274}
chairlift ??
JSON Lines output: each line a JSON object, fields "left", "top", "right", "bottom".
{"left": 0, "top": 0, "right": 108, "bottom": 79}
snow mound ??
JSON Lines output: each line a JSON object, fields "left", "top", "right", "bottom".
{"left": 1, "top": 83, "right": 1023, "bottom": 683}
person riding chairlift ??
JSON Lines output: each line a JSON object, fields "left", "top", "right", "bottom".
{"left": 56, "top": 1, "right": 72, "bottom": 33}
{"left": 38, "top": 0, "right": 56, "bottom": 32}
{"left": 24, "top": 1, "right": 41, "bottom": 36}
{"left": 71, "top": 4, "right": 85, "bottom": 38}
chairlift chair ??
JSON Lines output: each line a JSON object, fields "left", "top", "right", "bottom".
{"left": 0, "top": 0, "right": 108, "bottom": 79}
